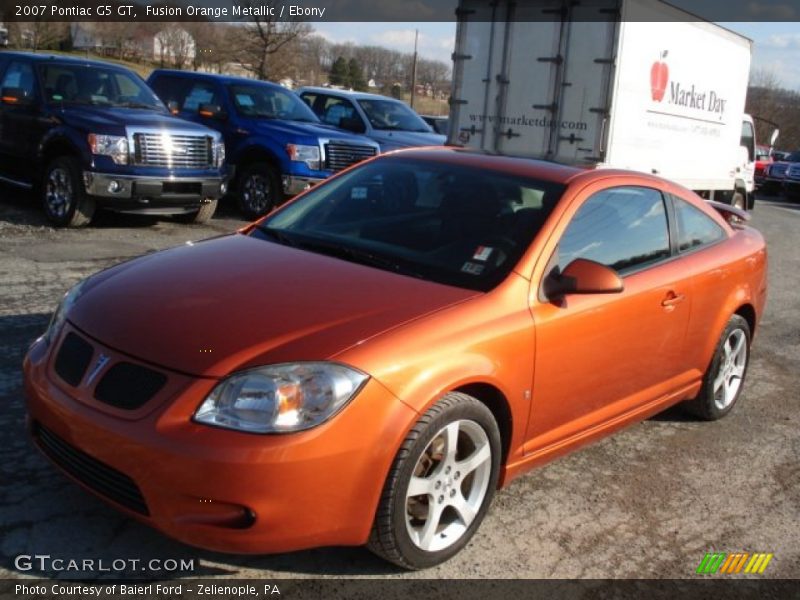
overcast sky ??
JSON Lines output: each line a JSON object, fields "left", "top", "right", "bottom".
{"left": 315, "top": 21, "right": 800, "bottom": 90}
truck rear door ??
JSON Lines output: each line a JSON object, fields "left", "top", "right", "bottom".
{"left": 449, "top": 0, "right": 619, "bottom": 165}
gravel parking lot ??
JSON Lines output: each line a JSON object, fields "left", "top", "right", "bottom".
{"left": 0, "top": 187, "right": 798, "bottom": 580}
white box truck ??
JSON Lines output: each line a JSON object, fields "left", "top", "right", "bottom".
{"left": 448, "top": 0, "right": 766, "bottom": 210}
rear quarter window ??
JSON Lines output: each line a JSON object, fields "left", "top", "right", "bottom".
{"left": 672, "top": 196, "right": 726, "bottom": 252}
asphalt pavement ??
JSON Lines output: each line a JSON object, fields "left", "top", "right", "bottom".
{"left": 0, "top": 189, "right": 797, "bottom": 580}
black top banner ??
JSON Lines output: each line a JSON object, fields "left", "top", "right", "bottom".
{"left": 0, "top": 0, "right": 799, "bottom": 22}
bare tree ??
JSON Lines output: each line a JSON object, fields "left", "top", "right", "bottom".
{"left": 233, "top": 0, "right": 312, "bottom": 80}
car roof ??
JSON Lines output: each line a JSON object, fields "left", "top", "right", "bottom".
{"left": 298, "top": 86, "right": 403, "bottom": 101}
{"left": 0, "top": 51, "right": 132, "bottom": 70}
{"left": 382, "top": 147, "right": 684, "bottom": 191}
{"left": 149, "top": 69, "right": 284, "bottom": 89}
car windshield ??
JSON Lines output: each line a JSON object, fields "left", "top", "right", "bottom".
{"left": 357, "top": 99, "right": 432, "bottom": 132}
{"left": 252, "top": 158, "right": 565, "bottom": 292}
{"left": 39, "top": 64, "right": 165, "bottom": 110}
{"left": 229, "top": 84, "right": 319, "bottom": 122}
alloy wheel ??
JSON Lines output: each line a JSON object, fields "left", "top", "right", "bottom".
{"left": 45, "top": 167, "right": 74, "bottom": 219}
{"left": 404, "top": 419, "right": 492, "bottom": 552}
{"left": 713, "top": 328, "right": 748, "bottom": 410}
{"left": 241, "top": 173, "right": 272, "bottom": 214}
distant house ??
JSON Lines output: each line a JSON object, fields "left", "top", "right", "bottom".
{"left": 70, "top": 23, "right": 110, "bottom": 53}
{"left": 152, "top": 27, "right": 196, "bottom": 68}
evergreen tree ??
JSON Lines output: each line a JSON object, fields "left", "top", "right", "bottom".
{"left": 329, "top": 57, "right": 349, "bottom": 86}
{"left": 348, "top": 58, "right": 367, "bottom": 91}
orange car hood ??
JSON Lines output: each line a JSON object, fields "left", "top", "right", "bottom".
{"left": 68, "top": 233, "right": 478, "bottom": 378}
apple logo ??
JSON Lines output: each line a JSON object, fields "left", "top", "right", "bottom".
{"left": 651, "top": 50, "right": 669, "bottom": 102}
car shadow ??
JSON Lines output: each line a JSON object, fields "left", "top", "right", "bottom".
{"left": 0, "top": 312, "right": 400, "bottom": 580}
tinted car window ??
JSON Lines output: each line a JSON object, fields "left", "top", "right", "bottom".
{"left": 358, "top": 98, "right": 431, "bottom": 132}
{"left": 182, "top": 81, "right": 218, "bottom": 111}
{"left": 1, "top": 61, "right": 36, "bottom": 98}
{"left": 39, "top": 64, "right": 162, "bottom": 109}
{"left": 318, "top": 96, "right": 358, "bottom": 127}
{"left": 254, "top": 158, "right": 565, "bottom": 291}
{"left": 673, "top": 196, "right": 725, "bottom": 252}
{"left": 149, "top": 75, "right": 188, "bottom": 108}
{"left": 558, "top": 186, "right": 670, "bottom": 273}
{"left": 229, "top": 84, "right": 318, "bottom": 122}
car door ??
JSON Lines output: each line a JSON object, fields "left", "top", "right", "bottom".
{"left": 525, "top": 184, "right": 694, "bottom": 452}
{"left": 0, "top": 58, "right": 41, "bottom": 183}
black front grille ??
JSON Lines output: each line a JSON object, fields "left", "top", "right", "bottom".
{"left": 54, "top": 332, "right": 94, "bottom": 387}
{"left": 94, "top": 362, "right": 167, "bottom": 410}
{"left": 34, "top": 423, "right": 149, "bottom": 516}
{"left": 324, "top": 142, "right": 377, "bottom": 172}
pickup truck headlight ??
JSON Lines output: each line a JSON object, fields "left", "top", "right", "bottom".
{"left": 194, "top": 362, "right": 368, "bottom": 433}
{"left": 213, "top": 139, "right": 225, "bottom": 168}
{"left": 88, "top": 134, "right": 128, "bottom": 165}
{"left": 43, "top": 279, "right": 87, "bottom": 346}
{"left": 285, "top": 144, "right": 321, "bottom": 171}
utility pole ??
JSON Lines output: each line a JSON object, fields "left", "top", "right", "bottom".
{"left": 410, "top": 29, "right": 418, "bottom": 109}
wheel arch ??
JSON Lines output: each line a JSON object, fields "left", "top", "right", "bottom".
{"left": 734, "top": 302, "right": 757, "bottom": 338}
{"left": 233, "top": 144, "right": 283, "bottom": 184}
{"left": 452, "top": 382, "right": 513, "bottom": 468}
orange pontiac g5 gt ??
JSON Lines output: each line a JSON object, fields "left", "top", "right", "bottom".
{"left": 24, "top": 148, "right": 767, "bottom": 569}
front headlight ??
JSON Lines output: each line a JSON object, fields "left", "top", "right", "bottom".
{"left": 43, "top": 279, "right": 87, "bottom": 346}
{"left": 214, "top": 138, "right": 226, "bottom": 167}
{"left": 285, "top": 143, "right": 321, "bottom": 171}
{"left": 194, "top": 362, "right": 368, "bottom": 433}
{"left": 88, "top": 134, "right": 128, "bottom": 165}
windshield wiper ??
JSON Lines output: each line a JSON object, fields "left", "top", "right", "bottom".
{"left": 290, "top": 236, "right": 427, "bottom": 278}
{"left": 256, "top": 225, "right": 298, "bottom": 247}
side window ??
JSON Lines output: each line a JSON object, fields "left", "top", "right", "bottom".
{"left": 672, "top": 196, "right": 725, "bottom": 252}
{"left": 1, "top": 61, "right": 36, "bottom": 99}
{"left": 299, "top": 92, "right": 316, "bottom": 109}
{"left": 148, "top": 75, "right": 188, "bottom": 108}
{"left": 182, "top": 81, "right": 218, "bottom": 112}
{"left": 321, "top": 97, "right": 357, "bottom": 127}
{"left": 558, "top": 186, "right": 670, "bottom": 273}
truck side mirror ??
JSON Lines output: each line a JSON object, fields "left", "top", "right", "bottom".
{"left": 167, "top": 100, "right": 180, "bottom": 115}
{"left": 198, "top": 103, "right": 226, "bottom": 120}
{"left": 1, "top": 87, "right": 33, "bottom": 106}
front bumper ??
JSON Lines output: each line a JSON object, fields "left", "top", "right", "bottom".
{"left": 281, "top": 174, "right": 324, "bottom": 196}
{"left": 23, "top": 329, "right": 415, "bottom": 554}
{"left": 84, "top": 171, "right": 227, "bottom": 203}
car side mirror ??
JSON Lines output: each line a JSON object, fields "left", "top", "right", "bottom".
{"left": 198, "top": 103, "right": 226, "bottom": 120}
{"left": 1, "top": 87, "right": 33, "bottom": 106}
{"left": 340, "top": 116, "right": 366, "bottom": 134}
{"left": 167, "top": 100, "right": 180, "bottom": 115}
{"left": 553, "top": 258, "right": 624, "bottom": 295}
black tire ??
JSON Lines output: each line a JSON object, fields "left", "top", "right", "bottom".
{"left": 684, "top": 314, "right": 751, "bottom": 421}
{"left": 41, "top": 156, "right": 95, "bottom": 227}
{"left": 175, "top": 199, "right": 218, "bottom": 224}
{"left": 732, "top": 190, "right": 746, "bottom": 211}
{"left": 368, "top": 392, "right": 501, "bottom": 569}
{"left": 236, "top": 162, "right": 281, "bottom": 219}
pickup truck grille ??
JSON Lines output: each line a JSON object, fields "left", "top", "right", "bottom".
{"left": 133, "top": 133, "right": 212, "bottom": 169}
{"left": 324, "top": 142, "right": 377, "bottom": 172}
{"left": 769, "top": 163, "right": 788, "bottom": 178}
{"left": 786, "top": 165, "right": 800, "bottom": 180}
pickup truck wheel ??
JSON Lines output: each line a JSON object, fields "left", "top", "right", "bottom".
{"left": 42, "top": 157, "right": 95, "bottom": 227}
{"left": 368, "top": 392, "right": 500, "bottom": 569}
{"left": 683, "top": 314, "right": 751, "bottom": 421}
{"left": 237, "top": 163, "right": 280, "bottom": 219}
{"left": 175, "top": 199, "right": 218, "bottom": 224}
{"left": 732, "top": 191, "right": 746, "bottom": 211}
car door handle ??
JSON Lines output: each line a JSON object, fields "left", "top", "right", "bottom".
{"left": 661, "top": 292, "right": 686, "bottom": 307}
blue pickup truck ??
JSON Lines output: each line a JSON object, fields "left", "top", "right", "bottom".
{"left": 147, "top": 70, "right": 380, "bottom": 218}
{"left": 0, "top": 53, "right": 226, "bottom": 226}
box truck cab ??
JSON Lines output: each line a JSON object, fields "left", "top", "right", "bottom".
{"left": 449, "top": 0, "right": 772, "bottom": 210}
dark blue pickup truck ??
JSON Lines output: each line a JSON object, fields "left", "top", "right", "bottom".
{"left": 147, "top": 70, "right": 380, "bottom": 218}
{"left": 0, "top": 53, "right": 226, "bottom": 226}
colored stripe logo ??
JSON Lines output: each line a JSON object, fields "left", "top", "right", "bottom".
{"left": 697, "top": 552, "right": 773, "bottom": 574}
